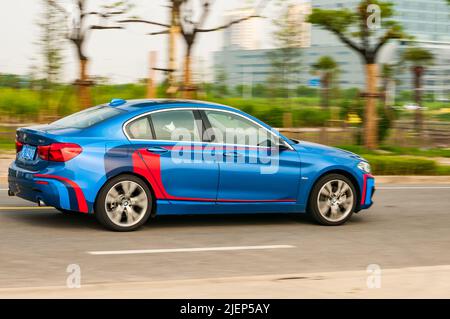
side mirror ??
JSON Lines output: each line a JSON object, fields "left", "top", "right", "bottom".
{"left": 278, "top": 143, "right": 291, "bottom": 151}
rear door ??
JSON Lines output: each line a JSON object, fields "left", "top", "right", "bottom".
{"left": 125, "top": 108, "right": 219, "bottom": 202}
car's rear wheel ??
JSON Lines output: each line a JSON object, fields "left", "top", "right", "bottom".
{"left": 308, "top": 174, "right": 356, "bottom": 226}
{"left": 95, "top": 174, "right": 152, "bottom": 231}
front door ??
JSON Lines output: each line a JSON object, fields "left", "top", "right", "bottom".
{"left": 201, "top": 109, "right": 300, "bottom": 203}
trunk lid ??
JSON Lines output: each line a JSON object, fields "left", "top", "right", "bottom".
{"left": 15, "top": 125, "right": 81, "bottom": 171}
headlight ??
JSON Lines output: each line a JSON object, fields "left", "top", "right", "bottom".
{"left": 357, "top": 161, "right": 371, "bottom": 174}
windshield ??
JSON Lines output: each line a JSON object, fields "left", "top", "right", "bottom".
{"left": 50, "top": 106, "right": 122, "bottom": 129}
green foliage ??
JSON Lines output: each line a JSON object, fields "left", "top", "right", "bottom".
{"left": 296, "top": 86, "right": 318, "bottom": 97}
{"left": 307, "top": 1, "right": 408, "bottom": 63}
{"left": 292, "top": 108, "right": 330, "bottom": 127}
{"left": 338, "top": 145, "right": 450, "bottom": 158}
{"left": 363, "top": 155, "right": 440, "bottom": 175}
{"left": 435, "top": 112, "right": 450, "bottom": 122}
{"left": 257, "top": 107, "right": 285, "bottom": 128}
{"left": 92, "top": 84, "right": 146, "bottom": 104}
{"left": 0, "top": 88, "right": 41, "bottom": 117}
{"left": 312, "top": 56, "right": 338, "bottom": 71}
{"left": 267, "top": 4, "right": 304, "bottom": 97}
{"left": 37, "top": 0, "right": 65, "bottom": 85}
{"left": 378, "top": 105, "right": 393, "bottom": 143}
{"left": 402, "top": 47, "right": 435, "bottom": 66}
{"left": 379, "top": 146, "right": 450, "bottom": 158}
{"left": 252, "top": 84, "right": 267, "bottom": 98}
{"left": 307, "top": 8, "right": 356, "bottom": 34}
{"left": 213, "top": 67, "right": 229, "bottom": 97}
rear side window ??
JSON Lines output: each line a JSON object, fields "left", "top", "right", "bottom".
{"left": 51, "top": 106, "right": 122, "bottom": 129}
{"left": 125, "top": 116, "right": 153, "bottom": 139}
{"left": 150, "top": 110, "right": 201, "bottom": 142}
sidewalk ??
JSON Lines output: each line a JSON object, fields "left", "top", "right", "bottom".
{"left": 0, "top": 265, "right": 449, "bottom": 298}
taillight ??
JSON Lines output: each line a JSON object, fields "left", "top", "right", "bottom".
{"left": 15, "top": 140, "right": 23, "bottom": 153}
{"left": 37, "top": 143, "right": 82, "bottom": 162}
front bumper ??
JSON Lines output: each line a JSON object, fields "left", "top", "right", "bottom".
{"left": 360, "top": 174, "right": 375, "bottom": 209}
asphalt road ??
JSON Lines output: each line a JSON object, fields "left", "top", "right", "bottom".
{"left": 0, "top": 184, "right": 450, "bottom": 297}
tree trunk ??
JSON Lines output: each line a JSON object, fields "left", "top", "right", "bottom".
{"left": 167, "top": 4, "right": 180, "bottom": 96}
{"left": 413, "top": 66, "right": 424, "bottom": 132}
{"left": 183, "top": 47, "right": 193, "bottom": 99}
{"left": 321, "top": 73, "right": 330, "bottom": 109}
{"left": 364, "top": 63, "right": 378, "bottom": 150}
{"left": 77, "top": 58, "right": 92, "bottom": 109}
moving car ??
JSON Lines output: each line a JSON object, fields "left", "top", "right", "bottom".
{"left": 8, "top": 99, "right": 375, "bottom": 231}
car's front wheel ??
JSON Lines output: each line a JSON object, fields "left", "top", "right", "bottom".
{"left": 308, "top": 174, "right": 356, "bottom": 226}
{"left": 95, "top": 174, "right": 153, "bottom": 231}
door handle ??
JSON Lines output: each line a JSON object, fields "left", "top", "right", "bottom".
{"left": 223, "top": 151, "right": 243, "bottom": 157}
{"left": 147, "top": 147, "right": 169, "bottom": 154}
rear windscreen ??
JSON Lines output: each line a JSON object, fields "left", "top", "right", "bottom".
{"left": 50, "top": 106, "right": 122, "bottom": 129}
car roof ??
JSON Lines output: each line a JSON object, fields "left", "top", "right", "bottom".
{"left": 112, "top": 99, "right": 238, "bottom": 113}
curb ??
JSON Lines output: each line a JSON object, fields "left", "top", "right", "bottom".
{"left": 375, "top": 175, "right": 450, "bottom": 184}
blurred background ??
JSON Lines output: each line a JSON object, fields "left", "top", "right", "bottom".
{"left": 0, "top": 0, "right": 449, "bottom": 176}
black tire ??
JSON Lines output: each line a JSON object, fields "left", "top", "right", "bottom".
{"left": 95, "top": 174, "right": 153, "bottom": 232}
{"left": 307, "top": 173, "right": 357, "bottom": 226}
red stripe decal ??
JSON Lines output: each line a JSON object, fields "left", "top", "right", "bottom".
{"left": 34, "top": 174, "right": 88, "bottom": 213}
{"left": 134, "top": 148, "right": 296, "bottom": 203}
{"left": 132, "top": 151, "right": 166, "bottom": 198}
{"left": 360, "top": 174, "right": 373, "bottom": 205}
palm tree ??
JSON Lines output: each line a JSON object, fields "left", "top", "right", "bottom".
{"left": 380, "top": 63, "right": 396, "bottom": 120}
{"left": 312, "top": 56, "right": 338, "bottom": 109}
{"left": 402, "top": 47, "right": 434, "bottom": 131}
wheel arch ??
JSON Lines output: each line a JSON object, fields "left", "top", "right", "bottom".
{"left": 94, "top": 171, "right": 157, "bottom": 216}
{"left": 306, "top": 169, "right": 361, "bottom": 212}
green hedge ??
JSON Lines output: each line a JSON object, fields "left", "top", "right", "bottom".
{"left": 363, "top": 155, "right": 445, "bottom": 175}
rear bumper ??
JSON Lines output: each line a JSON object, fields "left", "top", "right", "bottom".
{"left": 8, "top": 165, "right": 59, "bottom": 207}
{"left": 8, "top": 162, "right": 89, "bottom": 213}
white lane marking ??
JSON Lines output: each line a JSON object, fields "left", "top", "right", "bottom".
{"left": 88, "top": 245, "right": 296, "bottom": 256}
{"left": 378, "top": 186, "right": 450, "bottom": 189}
{"left": 0, "top": 206, "right": 51, "bottom": 210}
{"left": 0, "top": 189, "right": 9, "bottom": 191}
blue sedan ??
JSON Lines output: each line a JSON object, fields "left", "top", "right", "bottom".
{"left": 8, "top": 99, "right": 375, "bottom": 231}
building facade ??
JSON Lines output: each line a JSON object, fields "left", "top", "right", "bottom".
{"left": 213, "top": 0, "right": 450, "bottom": 99}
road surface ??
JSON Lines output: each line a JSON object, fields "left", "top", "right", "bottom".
{"left": 0, "top": 184, "right": 449, "bottom": 298}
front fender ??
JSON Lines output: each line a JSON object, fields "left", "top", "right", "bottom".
{"left": 297, "top": 153, "right": 364, "bottom": 209}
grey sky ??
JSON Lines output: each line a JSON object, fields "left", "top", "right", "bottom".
{"left": 0, "top": 0, "right": 281, "bottom": 83}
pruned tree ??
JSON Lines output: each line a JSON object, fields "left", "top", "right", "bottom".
{"left": 380, "top": 63, "right": 398, "bottom": 118}
{"left": 307, "top": 0, "right": 409, "bottom": 149}
{"left": 121, "top": 0, "right": 266, "bottom": 98}
{"left": 38, "top": 0, "right": 65, "bottom": 89}
{"left": 402, "top": 47, "right": 434, "bottom": 132}
{"left": 36, "top": 0, "right": 66, "bottom": 115}
{"left": 312, "top": 56, "right": 338, "bottom": 109}
{"left": 267, "top": 3, "right": 305, "bottom": 99}
{"left": 49, "top": 0, "right": 133, "bottom": 109}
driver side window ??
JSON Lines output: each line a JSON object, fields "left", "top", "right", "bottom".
{"left": 203, "top": 110, "right": 276, "bottom": 146}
